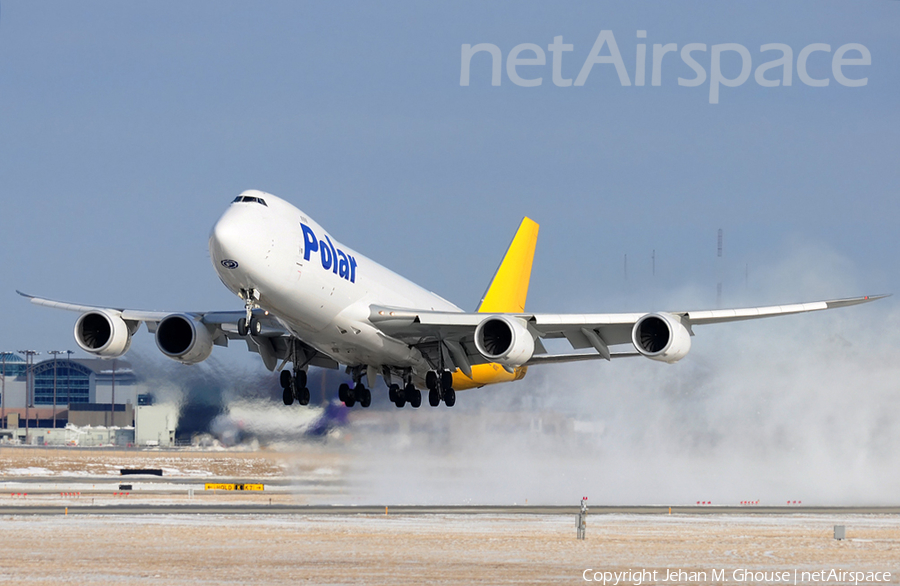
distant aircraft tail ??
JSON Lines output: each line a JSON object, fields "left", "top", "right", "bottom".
{"left": 476, "top": 217, "right": 539, "bottom": 313}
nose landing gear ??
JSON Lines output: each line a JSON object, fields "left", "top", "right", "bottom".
{"left": 237, "top": 288, "right": 262, "bottom": 337}
{"left": 237, "top": 316, "right": 262, "bottom": 337}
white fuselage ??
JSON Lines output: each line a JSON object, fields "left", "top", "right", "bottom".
{"left": 208, "top": 190, "right": 461, "bottom": 370}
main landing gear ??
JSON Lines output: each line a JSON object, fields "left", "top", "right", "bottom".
{"left": 426, "top": 370, "right": 455, "bottom": 407}
{"left": 388, "top": 382, "right": 421, "bottom": 409}
{"left": 378, "top": 370, "right": 455, "bottom": 409}
{"left": 338, "top": 382, "right": 371, "bottom": 408}
{"left": 281, "top": 368, "right": 310, "bottom": 406}
{"left": 382, "top": 369, "right": 453, "bottom": 409}
{"left": 335, "top": 369, "right": 456, "bottom": 409}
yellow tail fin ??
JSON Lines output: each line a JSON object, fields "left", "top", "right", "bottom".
{"left": 454, "top": 217, "right": 538, "bottom": 390}
{"left": 477, "top": 217, "right": 539, "bottom": 313}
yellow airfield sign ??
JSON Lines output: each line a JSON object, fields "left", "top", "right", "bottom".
{"left": 204, "top": 483, "right": 264, "bottom": 491}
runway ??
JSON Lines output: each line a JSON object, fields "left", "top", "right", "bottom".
{"left": 2, "top": 449, "right": 898, "bottom": 584}
{"left": 2, "top": 509, "right": 897, "bottom": 586}
{"left": 2, "top": 503, "right": 899, "bottom": 515}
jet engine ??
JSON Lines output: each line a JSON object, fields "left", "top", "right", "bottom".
{"left": 74, "top": 310, "right": 133, "bottom": 357}
{"left": 631, "top": 312, "right": 692, "bottom": 363}
{"left": 155, "top": 314, "right": 214, "bottom": 365}
{"left": 474, "top": 315, "right": 535, "bottom": 367}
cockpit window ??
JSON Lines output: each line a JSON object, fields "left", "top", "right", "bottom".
{"left": 232, "top": 196, "right": 268, "bottom": 206}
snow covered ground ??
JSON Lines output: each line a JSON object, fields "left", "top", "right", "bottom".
{"left": 0, "top": 513, "right": 897, "bottom": 585}
{"left": 1, "top": 446, "right": 898, "bottom": 583}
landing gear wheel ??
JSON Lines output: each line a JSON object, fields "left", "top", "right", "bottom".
{"left": 249, "top": 317, "right": 262, "bottom": 336}
{"left": 360, "top": 387, "right": 371, "bottom": 408}
{"left": 338, "top": 383, "right": 350, "bottom": 404}
{"left": 291, "top": 379, "right": 310, "bottom": 406}
{"left": 296, "top": 369, "right": 307, "bottom": 388}
{"left": 237, "top": 318, "right": 249, "bottom": 337}
{"left": 351, "top": 383, "right": 366, "bottom": 409}
{"left": 280, "top": 370, "right": 292, "bottom": 388}
{"left": 282, "top": 387, "right": 294, "bottom": 405}
{"left": 297, "top": 386, "right": 310, "bottom": 406}
{"left": 428, "top": 388, "right": 440, "bottom": 407}
{"left": 444, "top": 388, "right": 456, "bottom": 407}
{"left": 390, "top": 383, "right": 405, "bottom": 408}
{"left": 425, "top": 371, "right": 438, "bottom": 391}
{"left": 440, "top": 370, "right": 453, "bottom": 390}
{"left": 407, "top": 384, "right": 421, "bottom": 408}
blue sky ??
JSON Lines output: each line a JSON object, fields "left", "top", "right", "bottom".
{"left": 1, "top": 1, "right": 897, "bottom": 360}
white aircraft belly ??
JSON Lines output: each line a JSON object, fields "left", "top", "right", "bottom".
{"left": 277, "top": 311, "right": 427, "bottom": 369}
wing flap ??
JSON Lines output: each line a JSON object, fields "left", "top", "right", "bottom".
{"left": 532, "top": 312, "right": 645, "bottom": 326}
{"left": 526, "top": 351, "right": 640, "bottom": 365}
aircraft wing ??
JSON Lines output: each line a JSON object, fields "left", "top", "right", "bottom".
{"left": 528, "top": 295, "right": 886, "bottom": 344}
{"left": 369, "top": 294, "right": 887, "bottom": 371}
{"left": 18, "top": 288, "right": 885, "bottom": 375}
{"left": 17, "top": 290, "right": 280, "bottom": 336}
{"left": 16, "top": 291, "right": 339, "bottom": 371}
{"left": 17, "top": 291, "right": 174, "bottom": 323}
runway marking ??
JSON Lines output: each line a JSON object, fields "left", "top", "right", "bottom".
{"left": 204, "top": 483, "right": 265, "bottom": 491}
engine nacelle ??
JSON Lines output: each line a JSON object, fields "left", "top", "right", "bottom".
{"left": 474, "top": 315, "right": 535, "bottom": 367}
{"left": 631, "top": 312, "right": 692, "bottom": 363}
{"left": 74, "top": 310, "right": 133, "bottom": 357}
{"left": 155, "top": 314, "right": 214, "bottom": 365}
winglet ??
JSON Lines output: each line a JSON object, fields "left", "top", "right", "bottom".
{"left": 477, "top": 217, "right": 539, "bottom": 313}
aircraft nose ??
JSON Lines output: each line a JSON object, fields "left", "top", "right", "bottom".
{"left": 209, "top": 207, "right": 245, "bottom": 264}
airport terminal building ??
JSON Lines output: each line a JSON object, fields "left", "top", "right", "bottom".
{"left": 0, "top": 352, "right": 139, "bottom": 429}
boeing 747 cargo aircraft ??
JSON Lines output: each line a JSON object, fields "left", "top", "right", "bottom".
{"left": 20, "top": 190, "right": 885, "bottom": 409}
